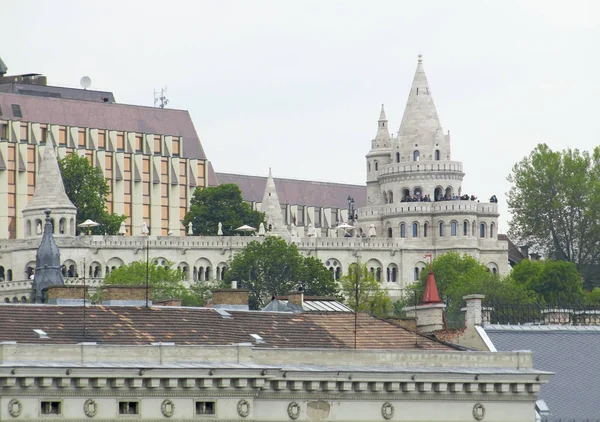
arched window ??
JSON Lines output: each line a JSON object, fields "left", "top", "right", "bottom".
{"left": 388, "top": 191, "right": 393, "bottom": 203}
{"left": 414, "top": 267, "right": 420, "bottom": 281}
{"left": 451, "top": 221, "right": 457, "bottom": 236}
{"left": 383, "top": 191, "right": 388, "bottom": 203}
{"left": 463, "top": 221, "right": 468, "bottom": 236}
{"left": 400, "top": 223, "right": 406, "bottom": 238}
{"left": 375, "top": 268, "right": 382, "bottom": 282}
{"left": 413, "top": 150, "right": 420, "bottom": 161}
{"left": 391, "top": 267, "right": 397, "bottom": 282}
{"left": 480, "top": 223, "right": 486, "bottom": 238}
{"left": 439, "top": 221, "right": 445, "bottom": 237}
{"left": 402, "top": 188, "right": 410, "bottom": 199}
{"left": 367, "top": 162, "right": 371, "bottom": 172}
{"left": 423, "top": 223, "right": 428, "bottom": 238}
{"left": 412, "top": 222, "right": 418, "bottom": 237}
{"left": 374, "top": 161, "right": 378, "bottom": 171}
{"left": 490, "top": 223, "right": 495, "bottom": 238}
{"left": 396, "top": 152, "right": 400, "bottom": 163}
{"left": 435, "top": 150, "right": 440, "bottom": 160}
{"left": 387, "top": 227, "right": 393, "bottom": 238}
{"left": 492, "top": 268, "right": 497, "bottom": 275}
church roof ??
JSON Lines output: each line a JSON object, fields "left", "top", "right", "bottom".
{"left": 215, "top": 172, "right": 366, "bottom": 209}
{"left": 23, "top": 140, "right": 76, "bottom": 212}
{"left": 397, "top": 55, "right": 445, "bottom": 143}
{"left": 0, "top": 305, "right": 455, "bottom": 350}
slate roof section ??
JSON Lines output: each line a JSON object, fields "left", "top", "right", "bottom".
{"left": 0, "top": 305, "right": 453, "bottom": 350}
{"left": 497, "top": 234, "right": 526, "bottom": 265}
{"left": 0, "top": 82, "right": 116, "bottom": 103}
{"left": 216, "top": 172, "right": 366, "bottom": 209}
{"left": 0, "top": 92, "right": 206, "bottom": 160}
{"left": 485, "top": 325, "right": 600, "bottom": 422}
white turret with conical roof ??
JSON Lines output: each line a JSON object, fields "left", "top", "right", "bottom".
{"left": 260, "top": 168, "right": 290, "bottom": 240}
{"left": 22, "top": 136, "right": 77, "bottom": 238}
{"left": 366, "top": 104, "right": 392, "bottom": 206}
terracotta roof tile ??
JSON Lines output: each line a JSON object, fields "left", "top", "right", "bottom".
{"left": 0, "top": 305, "right": 453, "bottom": 350}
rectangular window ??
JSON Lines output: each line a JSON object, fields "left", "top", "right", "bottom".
{"left": 59, "top": 126, "right": 67, "bottom": 146}
{"left": 297, "top": 206, "right": 304, "bottom": 226}
{"left": 118, "top": 401, "right": 139, "bottom": 415}
{"left": 1, "top": 121, "right": 8, "bottom": 139}
{"left": 135, "top": 134, "right": 143, "bottom": 153}
{"left": 197, "top": 162, "right": 205, "bottom": 187}
{"left": 39, "top": 123, "right": 47, "bottom": 144}
{"left": 98, "top": 130, "right": 106, "bottom": 149}
{"left": 117, "top": 132, "right": 125, "bottom": 151}
{"left": 154, "top": 135, "right": 162, "bottom": 155}
{"left": 105, "top": 153, "right": 113, "bottom": 178}
{"left": 172, "top": 136, "right": 180, "bottom": 156}
{"left": 314, "top": 207, "right": 322, "bottom": 227}
{"left": 41, "top": 401, "right": 61, "bottom": 415}
{"left": 78, "top": 128, "right": 86, "bottom": 148}
{"left": 196, "top": 401, "right": 216, "bottom": 415}
{"left": 20, "top": 122, "right": 28, "bottom": 142}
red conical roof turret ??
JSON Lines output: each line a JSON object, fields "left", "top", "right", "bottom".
{"left": 422, "top": 270, "right": 442, "bottom": 304}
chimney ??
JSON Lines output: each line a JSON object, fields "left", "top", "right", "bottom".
{"left": 403, "top": 270, "right": 446, "bottom": 334}
{"left": 46, "top": 286, "right": 89, "bottom": 305}
{"left": 287, "top": 291, "right": 304, "bottom": 309}
{"left": 102, "top": 285, "right": 150, "bottom": 306}
{"left": 462, "top": 294, "right": 485, "bottom": 328}
{"left": 211, "top": 288, "right": 249, "bottom": 311}
{"left": 519, "top": 245, "right": 529, "bottom": 258}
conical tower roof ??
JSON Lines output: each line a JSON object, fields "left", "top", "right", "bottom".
{"left": 31, "top": 210, "right": 65, "bottom": 302}
{"left": 375, "top": 104, "right": 390, "bottom": 141}
{"left": 422, "top": 269, "right": 443, "bottom": 304}
{"left": 260, "top": 168, "right": 290, "bottom": 239}
{"left": 397, "top": 54, "right": 445, "bottom": 143}
{"left": 23, "top": 139, "right": 76, "bottom": 213}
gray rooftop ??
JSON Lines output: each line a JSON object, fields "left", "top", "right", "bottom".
{"left": 485, "top": 324, "right": 600, "bottom": 422}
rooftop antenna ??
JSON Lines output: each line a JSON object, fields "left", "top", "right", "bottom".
{"left": 80, "top": 76, "right": 91, "bottom": 90}
{"left": 154, "top": 87, "right": 169, "bottom": 109}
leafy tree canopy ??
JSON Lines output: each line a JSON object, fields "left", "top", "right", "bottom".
{"left": 340, "top": 262, "right": 393, "bottom": 318}
{"left": 507, "top": 144, "right": 600, "bottom": 288}
{"left": 224, "top": 237, "right": 339, "bottom": 309}
{"left": 509, "top": 259, "right": 585, "bottom": 304}
{"left": 398, "top": 252, "right": 536, "bottom": 318}
{"left": 59, "top": 153, "right": 126, "bottom": 235}
{"left": 183, "top": 184, "right": 265, "bottom": 236}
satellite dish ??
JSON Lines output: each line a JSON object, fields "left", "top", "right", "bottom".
{"left": 80, "top": 76, "right": 91, "bottom": 90}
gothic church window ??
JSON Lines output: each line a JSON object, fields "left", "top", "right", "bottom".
{"left": 400, "top": 223, "right": 406, "bottom": 238}
{"left": 413, "top": 150, "right": 420, "bottom": 161}
{"left": 463, "top": 221, "right": 468, "bottom": 236}
{"left": 387, "top": 228, "right": 393, "bottom": 238}
{"left": 439, "top": 221, "right": 444, "bottom": 237}
{"left": 396, "top": 152, "right": 400, "bottom": 162}
{"left": 423, "top": 223, "right": 428, "bottom": 238}
{"left": 451, "top": 221, "right": 457, "bottom": 236}
{"left": 412, "top": 222, "right": 418, "bottom": 237}
{"left": 367, "top": 162, "right": 371, "bottom": 172}
{"left": 490, "top": 223, "right": 495, "bottom": 238}
{"left": 435, "top": 150, "right": 440, "bottom": 161}
{"left": 374, "top": 161, "right": 378, "bottom": 171}
{"left": 480, "top": 223, "right": 486, "bottom": 238}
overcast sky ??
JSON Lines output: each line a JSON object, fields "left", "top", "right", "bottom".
{"left": 2, "top": 0, "right": 599, "bottom": 231}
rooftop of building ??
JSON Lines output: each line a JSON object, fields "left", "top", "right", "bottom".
{"left": 484, "top": 323, "right": 600, "bottom": 422}
{"left": 216, "top": 172, "right": 366, "bottom": 209}
{"left": 0, "top": 304, "right": 453, "bottom": 351}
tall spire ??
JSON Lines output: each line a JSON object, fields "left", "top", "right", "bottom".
{"left": 23, "top": 139, "right": 76, "bottom": 213}
{"left": 397, "top": 54, "right": 444, "bottom": 143}
{"left": 375, "top": 103, "right": 390, "bottom": 141}
{"left": 31, "top": 210, "right": 65, "bottom": 303}
{"left": 260, "top": 168, "right": 290, "bottom": 239}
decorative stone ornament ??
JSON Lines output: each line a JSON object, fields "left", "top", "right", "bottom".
{"left": 472, "top": 403, "right": 485, "bottom": 420}
{"left": 161, "top": 399, "right": 175, "bottom": 418}
{"left": 287, "top": 401, "right": 301, "bottom": 420}
{"left": 8, "top": 399, "right": 22, "bottom": 417}
{"left": 237, "top": 399, "right": 250, "bottom": 417}
{"left": 381, "top": 401, "right": 394, "bottom": 420}
{"left": 83, "top": 399, "right": 98, "bottom": 417}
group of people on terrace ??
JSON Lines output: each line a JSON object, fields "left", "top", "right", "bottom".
{"left": 399, "top": 193, "right": 499, "bottom": 203}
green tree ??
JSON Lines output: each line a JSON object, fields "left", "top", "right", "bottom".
{"left": 507, "top": 144, "right": 600, "bottom": 288}
{"left": 510, "top": 259, "right": 585, "bottom": 304}
{"left": 103, "top": 260, "right": 187, "bottom": 302}
{"left": 340, "top": 263, "right": 393, "bottom": 318}
{"left": 399, "top": 252, "right": 536, "bottom": 319}
{"left": 224, "top": 237, "right": 339, "bottom": 309}
{"left": 183, "top": 184, "right": 265, "bottom": 236}
{"left": 59, "top": 153, "right": 126, "bottom": 235}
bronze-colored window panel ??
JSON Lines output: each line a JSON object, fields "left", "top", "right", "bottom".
{"left": 172, "top": 137, "right": 180, "bottom": 156}
{"left": 117, "top": 132, "right": 125, "bottom": 151}
{"left": 161, "top": 184, "right": 168, "bottom": 197}
{"left": 7, "top": 194, "right": 16, "bottom": 208}
{"left": 39, "top": 124, "right": 47, "bottom": 144}
{"left": 0, "top": 121, "right": 8, "bottom": 139}
{"left": 59, "top": 127, "right": 67, "bottom": 145}
{"left": 135, "top": 135, "right": 143, "bottom": 153}
{"left": 20, "top": 123, "right": 28, "bottom": 142}
{"left": 143, "top": 204, "right": 150, "bottom": 219}
{"left": 161, "top": 206, "right": 168, "bottom": 219}
{"left": 142, "top": 183, "right": 150, "bottom": 197}
{"left": 8, "top": 171, "right": 15, "bottom": 185}
{"left": 27, "top": 171, "right": 35, "bottom": 186}
{"left": 78, "top": 129, "right": 86, "bottom": 148}
{"left": 180, "top": 207, "right": 186, "bottom": 220}
{"left": 124, "top": 183, "right": 131, "bottom": 195}
{"left": 8, "top": 217, "right": 16, "bottom": 239}
{"left": 106, "top": 202, "right": 113, "bottom": 213}
{"left": 161, "top": 158, "right": 168, "bottom": 176}
{"left": 7, "top": 144, "right": 16, "bottom": 163}
{"left": 98, "top": 130, "right": 106, "bottom": 149}
{"left": 154, "top": 135, "right": 162, "bottom": 155}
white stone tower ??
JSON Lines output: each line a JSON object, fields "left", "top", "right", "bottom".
{"left": 260, "top": 168, "right": 290, "bottom": 240}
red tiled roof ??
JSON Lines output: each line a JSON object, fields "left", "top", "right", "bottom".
{"left": 0, "top": 92, "right": 206, "bottom": 160}
{"left": 0, "top": 305, "right": 453, "bottom": 350}
{"left": 215, "top": 172, "right": 366, "bottom": 209}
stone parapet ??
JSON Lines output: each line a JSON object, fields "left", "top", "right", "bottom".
{"left": 102, "top": 285, "right": 149, "bottom": 301}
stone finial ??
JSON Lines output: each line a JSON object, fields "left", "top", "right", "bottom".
{"left": 418, "top": 53, "right": 423, "bottom": 63}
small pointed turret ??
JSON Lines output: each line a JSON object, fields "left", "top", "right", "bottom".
{"left": 260, "top": 168, "right": 290, "bottom": 240}
{"left": 375, "top": 103, "right": 390, "bottom": 142}
{"left": 422, "top": 267, "right": 443, "bottom": 304}
{"left": 31, "top": 209, "right": 65, "bottom": 302}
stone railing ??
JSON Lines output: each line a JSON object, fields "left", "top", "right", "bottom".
{"left": 380, "top": 160, "right": 464, "bottom": 177}
{"left": 358, "top": 201, "right": 499, "bottom": 219}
